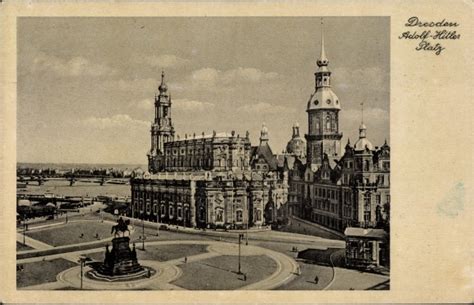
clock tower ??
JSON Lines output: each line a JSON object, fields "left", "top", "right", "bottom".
{"left": 305, "top": 21, "right": 343, "bottom": 169}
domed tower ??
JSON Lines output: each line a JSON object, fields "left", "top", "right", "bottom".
{"left": 148, "top": 71, "right": 175, "bottom": 173}
{"left": 305, "top": 20, "right": 343, "bottom": 168}
{"left": 354, "top": 115, "right": 374, "bottom": 184}
{"left": 286, "top": 122, "right": 306, "bottom": 158}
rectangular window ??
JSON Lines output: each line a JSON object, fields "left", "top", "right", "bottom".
{"left": 376, "top": 194, "right": 381, "bottom": 204}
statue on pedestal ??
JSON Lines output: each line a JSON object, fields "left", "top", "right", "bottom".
{"left": 88, "top": 217, "right": 146, "bottom": 280}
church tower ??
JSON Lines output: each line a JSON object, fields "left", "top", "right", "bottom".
{"left": 305, "top": 20, "right": 342, "bottom": 169}
{"left": 148, "top": 71, "right": 175, "bottom": 173}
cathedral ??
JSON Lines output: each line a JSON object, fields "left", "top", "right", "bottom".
{"left": 130, "top": 72, "right": 288, "bottom": 229}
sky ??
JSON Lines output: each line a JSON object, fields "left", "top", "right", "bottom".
{"left": 17, "top": 17, "right": 390, "bottom": 164}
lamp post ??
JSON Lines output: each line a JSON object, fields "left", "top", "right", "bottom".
{"left": 238, "top": 233, "right": 244, "bottom": 274}
{"left": 246, "top": 201, "right": 249, "bottom": 245}
{"left": 156, "top": 207, "right": 160, "bottom": 236}
{"left": 141, "top": 213, "right": 146, "bottom": 251}
{"left": 78, "top": 256, "right": 91, "bottom": 290}
{"left": 22, "top": 216, "right": 27, "bottom": 245}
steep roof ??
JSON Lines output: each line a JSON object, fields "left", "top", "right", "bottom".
{"left": 250, "top": 142, "right": 278, "bottom": 170}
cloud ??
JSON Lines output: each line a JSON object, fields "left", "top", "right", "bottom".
{"left": 221, "top": 68, "right": 279, "bottom": 84}
{"left": 332, "top": 66, "right": 389, "bottom": 92}
{"left": 189, "top": 67, "right": 279, "bottom": 87}
{"left": 104, "top": 78, "right": 157, "bottom": 91}
{"left": 191, "top": 68, "right": 220, "bottom": 85}
{"left": 237, "top": 102, "right": 294, "bottom": 114}
{"left": 342, "top": 107, "right": 389, "bottom": 123}
{"left": 173, "top": 98, "right": 215, "bottom": 111}
{"left": 32, "top": 52, "right": 117, "bottom": 77}
{"left": 137, "top": 99, "right": 154, "bottom": 110}
{"left": 136, "top": 54, "right": 189, "bottom": 68}
{"left": 80, "top": 114, "right": 149, "bottom": 130}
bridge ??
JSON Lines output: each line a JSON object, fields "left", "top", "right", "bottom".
{"left": 17, "top": 175, "right": 130, "bottom": 186}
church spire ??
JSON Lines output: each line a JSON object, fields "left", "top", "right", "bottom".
{"left": 158, "top": 70, "right": 168, "bottom": 94}
{"left": 359, "top": 102, "right": 367, "bottom": 138}
{"left": 317, "top": 18, "right": 329, "bottom": 69}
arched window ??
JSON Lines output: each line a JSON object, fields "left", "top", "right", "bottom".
{"left": 215, "top": 208, "right": 223, "bottom": 222}
{"left": 160, "top": 203, "right": 166, "bottom": 216}
{"left": 376, "top": 205, "right": 382, "bottom": 223}
{"left": 364, "top": 193, "right": 371, "bottom": 210}
{"left": 236, "top": 210, "right": 243, "bottom": 222}
{"left": 326, "top": 116, "right": 331, "bottom": 130}
{"left": 364, "top": 160, "right": 370, "bottom": 171}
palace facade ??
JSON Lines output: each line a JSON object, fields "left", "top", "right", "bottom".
{"left": 130, "top": 23, "right": 390, "bottom": 256}
{"left": 286, "top": 27, "right": 390, "bottom": 235}
{"left": 130, "top": 73, "right": 288, "bottom": 229}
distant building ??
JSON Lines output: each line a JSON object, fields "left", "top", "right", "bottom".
{"left": 131, "top": 73, "right": 288, "bottom": 229}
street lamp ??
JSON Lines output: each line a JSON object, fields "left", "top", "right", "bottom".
{"left": 246, "top": 201, "right": 249, "bottom": 245}
{"left": 238, "top": 233, "right": 244, "bottom": 274}
{"left": 78, "top": 256, "right": 92, "bottom": 290}
{"left": 141, "top": 213, "right": 146, "bottom": 251}
{"left": 156, "top": 207, "right": 160, "bottom": 236}
{"left": 22, "top": 216, "right": 28, "bottom": 245}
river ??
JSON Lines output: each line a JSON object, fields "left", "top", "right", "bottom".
{"left": 18, "top": 179, "right": 131, "bottom": 198}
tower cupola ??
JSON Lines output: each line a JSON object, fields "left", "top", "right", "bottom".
{"left": 158, "top": 70, "right": 168, "bottom": 94}
{"left": 260, "top": 122, "right": 269, "bottom": 144}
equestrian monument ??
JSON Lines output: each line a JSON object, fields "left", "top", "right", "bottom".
{"left": 87, "top": 217, "right": 149, "bottom": 281}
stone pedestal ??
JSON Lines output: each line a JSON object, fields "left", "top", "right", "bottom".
{"left": 97, "top": 236, "right": 143, "bottom": 276}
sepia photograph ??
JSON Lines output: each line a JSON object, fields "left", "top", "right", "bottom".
{"left": 15, "top": 16, "right": 391, "bottom": 291}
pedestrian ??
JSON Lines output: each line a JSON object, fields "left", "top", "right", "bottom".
{"left": 314, "top": 275, "right": 319, "bottom": 284}
{"left": 148, "top": 269, "right": 151, "bottom": 278}
{"left": 184, "top": 256, "right": 187, "bottom": 263}
{"left": 296, "top": 266, "right": 301, "bottom": 275}
{"left": 243, "top": 273, "right": 247, "bottom": 281}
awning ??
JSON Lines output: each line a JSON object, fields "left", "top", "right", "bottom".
{"left": 344, "top": 227, "right": 388, "bottom": 240}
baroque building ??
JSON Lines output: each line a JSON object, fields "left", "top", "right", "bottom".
{"left": 285, "top": 23, "right": 390, "bottom": 267}
{"left": 287, "top": 25, "right": 390, "bottom": 234}
{"left": 131, "top": 73, "right": 288, "bottom": 229}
